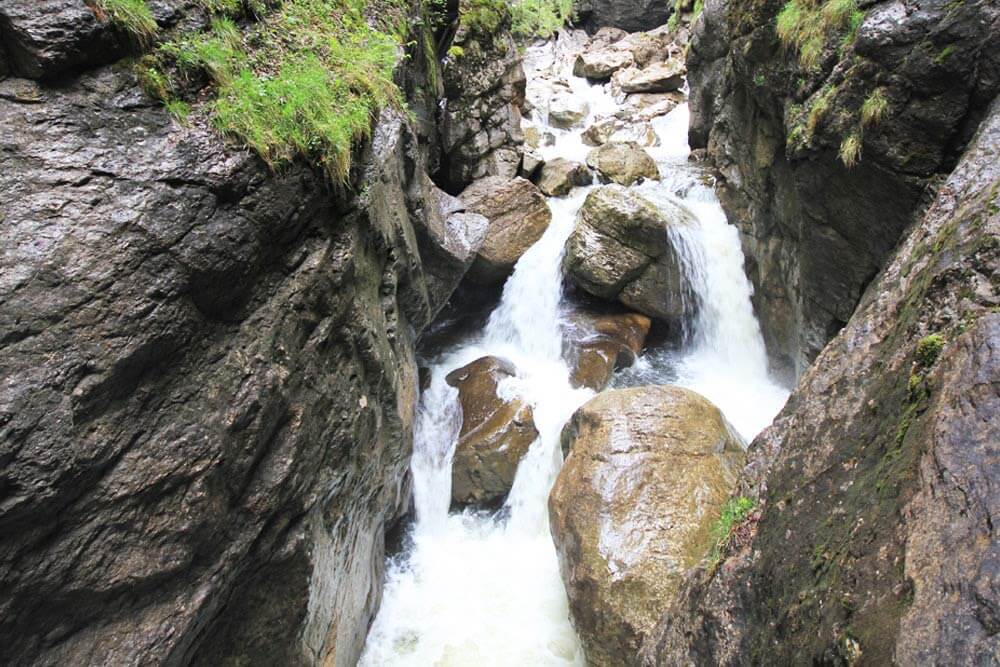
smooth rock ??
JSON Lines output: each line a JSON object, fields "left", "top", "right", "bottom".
{"left": 446, "top": 357, "right": 538, "bottom": 508}
{"left": 536, "top": 158, "right": 593, "bottom": 196}
{"left": 582, "top": 117, "right": 659, "bottom": 147}
{"left": 573, "top": 49, "right": 635, "bottom": 80}
{"left": 460, "top": 176, "right": 552, "bottom": 284}
{"left": 614, "top": 60, "right": 686, "bottom": 93}
{"left": 550, "top": 386, "right": 745, "bottom": 666}
{"left": 549, "top": 91, "right": 590, "bottom": 129}
{"left": 586, "top": 141, "right": 660, "bottom": 186}
{"left": 565, "top": 311, "right": 652, "bottom": 390}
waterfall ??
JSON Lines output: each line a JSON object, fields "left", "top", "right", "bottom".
{"left": 359, "top": 33, "right": 789, "bottom": 665}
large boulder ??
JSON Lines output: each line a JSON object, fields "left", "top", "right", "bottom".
{"left": 536, "top": 158, "right": 593, "bottom": 196}
{"left": 460, "top": 176, "right": 552, "bottom": 284}
{"left": 550, "top": 386, "right": 745, "bottom": 666}
{"left": 565, "top": 311, "right": 652, "bottom": 390}
{"left": 549, "top": 90, "right": 590, "bottom": 129}
{"left": 573, "top": 49, "right": 635, "bottom": 80}
{"left": 573, "top": 0, "right": 671, "bottom": 33}
{"left": 562, "top": 186, "right": 694, "bottom": 322}
{"left": 586, "top": 141, "right": 660, "bottom": 185}
{"left": 613, "top": 60, "right": 686, "bottom": 93}
{"left": 446, "top": 357, "right": 538, "bottom": 508}
{"left": 582, "top": 117, "right": 659, "bottom": 147}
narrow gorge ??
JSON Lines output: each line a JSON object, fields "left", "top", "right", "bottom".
{"left": 0, "top": 1, "right": 996, "bottom": 666}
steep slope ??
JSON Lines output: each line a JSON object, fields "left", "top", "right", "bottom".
{"left": 643, "top": 95, "right": 999, "bottom": 666}
{"left": 0, "top": 2, "right": 503, "bottom": 665}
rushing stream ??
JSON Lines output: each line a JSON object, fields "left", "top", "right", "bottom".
{"left": 359, "top": 33, "right": 790, "bottom": 665}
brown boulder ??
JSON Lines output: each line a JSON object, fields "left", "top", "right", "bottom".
{"left": 573, "top": 49, "right": 635, "bottom": 80}
{"left": 549, "top": 386, "right": 745, "bottom": 666}
{"left": 582, "top": 117, "right": 659, "bottom": 148}
{"left": 614, "top": 60, "right": 686, "bottom": 94}
{"left": 536, "top": 158, "right": 593, "bottom": 196}
{"left": 446, "top": 356, "right": 538, "bottom": 508}
{"left": 565, "top": 311, "right": 652, "bottom": 390}
{"left": 460, "top": 176, "right": 552, "bottom": 284}
{"left": 586, "top": 141, "right": 660, "bottom": 186}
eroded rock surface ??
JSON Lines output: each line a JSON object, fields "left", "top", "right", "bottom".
{"left": 563, "top": 186, "right": 693, "bottom": 323}
{"left": 460, "top": 176, "right": 552, "bottom": 283}
{"left": 565, "top": 311, "right": 652, "bottom": 390}
{"left": 573, "top": 0, "right": 671, "bottom": 33}
{"left": 446, "top": 357, "right": 538, "bottom": 508}
{"left": 586, "top": 141, "right": 660, "bottom": 185}
{"left": 550, "top": 386, "right": 745, "bottom": 666}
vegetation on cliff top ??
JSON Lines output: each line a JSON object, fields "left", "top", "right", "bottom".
{"left": 458, "top": 0, "right": 572, "bottom": 38}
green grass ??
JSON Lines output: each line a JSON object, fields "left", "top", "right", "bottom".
{"left": 707, "top": 496, "right": 756, "bottom": 566}
{"left": 807, "top": 84, "right": 837, "bottom": 132}
{"left": 839, "top": 132, "right": 862, "bottom": 167}
{"left": 510, "top": 0, "right": 573, "bottom": 37}
{"left": 776, "top": 0, "right": 862, "bottom": 68}
{"left": 861, "top": 88, "right": 889, "bottom": 127}
{"left": 459, "top": 0, "right": 509, "bottom": 34}
{"left": 166, "top": 99, "right": 192, "bottom": 123}
{"left": 146, "top": 0, "right": 407, "bottom": 184}
{"left": 97, "top": 0, "right": 158, "bottom": 45}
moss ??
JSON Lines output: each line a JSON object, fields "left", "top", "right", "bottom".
{"left": 447, "top": 44, "right": 465, "bottom": 58}
{"left": 807, "top": 84, "right": 837, "bottom": 132}
{"left": 839, "top": 132, "right": 862, "bottom": 167}
{"left": 861, "top": 87, "right": 889, "bottom": 127}
{"left": 459, "top": 0, "right": 508, "bottom": 34}
{"left": 934, "top": 44, "right": 956, "bottom": 64}
{"left": 97, "top": 0, "right": 158, "bottom": 45}
{"left": 915, "top": 333, "right": 945, "bottom": 367}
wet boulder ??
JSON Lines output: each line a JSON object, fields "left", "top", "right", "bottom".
{"left": 562, "top": 185, "right": 694, "bottom": 323}
{"left": 565, "top": 311, "right": 652, "bottom": 390}
{"left": 573, "top": 49, "right": 635, "bottom": 80}
{"left": 549, "top": 90, "right": 590, "bottom": 128}
{"left": 582, "top": 117, "right": 659, "bottom": 147}
{"left": 614, "top": 60, "right": 686, "bottom": 94}
{"left": 460, "top": 176, "right": 552, "bottom": 284}
{"left": 586, "top": 141, "right": 659, "bottom": 186}
{"left": 536, "top": 158, "right": 593, "bottom": 196}
{"left": 549, "top": 386, "right": 745, "bottom": 666}
{"left": 446, "top": 356, "right": 539, "bottom": 508}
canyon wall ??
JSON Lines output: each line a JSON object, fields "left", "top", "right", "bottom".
{"left": 0, "top": 1, "right": 509, "bottom": 664}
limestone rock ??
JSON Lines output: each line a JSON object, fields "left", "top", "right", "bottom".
{"left": 550, "top": 386, "right": 745, "bottom": 666}
{"left": 536, "top": 158, "right": 593, "bottom": 196}
{"left": 573, "top": 49, "right": 635, "bottom": 80}
{"left": 614, "top": 60, "right": 686, "bottom": 94}
{"left": 563, "top": 186, "right": 694, "bottom": 322}
{"left": 565, "top": 311, "right": 652, "bottom": 390}
{"left": 586, "top": 141, "right": 660, "bottom": 186}
{"left": 521, "top": 148, "right": 545, "bottom": 178}
{"left": 582, "top": 117, "right": 659, "bottom": 147}
{"left": 446, "top": 357, "right": 538, "bottom": 508}
{"left": 460, "top": 176, "right": 552, "bottom": 284}
{"left": 549, "top": 91, "right": 590, "bottom": 129}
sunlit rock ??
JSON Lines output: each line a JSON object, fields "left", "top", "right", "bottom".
{"left": 549, "top": 386, "right": 745, "bottom": 666}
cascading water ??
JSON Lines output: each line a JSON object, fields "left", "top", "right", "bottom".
{"left": 359, "top": 32, "right": 789, "bottom": 665}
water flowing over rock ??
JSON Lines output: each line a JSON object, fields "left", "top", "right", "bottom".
{"left": 563, "top": 186, "right": 692, "bottom": 324}
{"left": 565, "top": 311, "right": 652, "bottom": 390}
{"left": 445, "top": 356, "right": 539, "bottom": 508}
{"left": 586, "top": 141, "right": 660, "bottom": 185}
{"left": 459, "top": 176, "right": 553, "bottom": 284}
{"left": 550, "top": 386, "right": 745, "bottom": 666}
{"left": 642, "top": 96, "right": 1000, "bottom": 667}
{"left": 537, "top": 158, "right": 593, "bottom": 196}
{"left": 687, "top": 0, "right": 1000, "bottom": 377}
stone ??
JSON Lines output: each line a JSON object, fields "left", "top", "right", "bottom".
{"left": 573, "top": 49, "right": 635, "bottom": 80}
{"left": 563, "top": 186, "right": 694, "bottom": 323}
{"left": 582, "top": 117, "right": 659, "bottom": 147}
{"left": 521, "top": 148, "right": 545, "bottom": 178}
{"left": 550, "top": 386, "right": 745, "bottom": 666}
{"left": 460, "top": 176, "right": 552, "bottom": 284}
{"left": 586, "top": 141, "right": 660, "bottom": 186}
{"left": 536, "top": 158, "right": 593, "bottom": 196}
{"left": 573, "top": 0, "right": 672, "bottom": 33}
{"left": 549, "top": 91, "right": 590, "bottom": 129}
{"left": 614, "top": 60, "right": 686, "bottom": 94}
{"left": 445, "top": 357, "right": 538, "bottom": 508}
{"left": 626, "top": 91, "right": 684, "bottom": 119}
{"left": 565, "top": 311, "right": 652, "bottom": 390}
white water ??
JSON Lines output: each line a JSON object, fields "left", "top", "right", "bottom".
{"left": 359, "top": 33, "right": 789, "bottom": 666}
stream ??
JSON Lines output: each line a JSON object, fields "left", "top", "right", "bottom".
{"left": 359, "top": 33, "right": 790, "bottom": 666}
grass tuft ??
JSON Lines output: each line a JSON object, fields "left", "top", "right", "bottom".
{"left": 861, "top": 87, "right": 889, "bottom": 127}
{"left": 97, "top": 0, "right": 158, "bottom": 45}
{"left": 707, "top": 496, "right": 756, "bottom": 566}
{"left": 776, "top": 0, "right": 862, "bottom": 68}
{"left": 839, "top": 132, "right": 862, "bottom": 167}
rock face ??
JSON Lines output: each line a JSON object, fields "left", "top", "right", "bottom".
{"left": 573, "top": 0, "right": 671, "bottom": 33}
{"left": 460, "top": 176, "right": 552, "bottom": 283}
{"left": 446, "top": 357, "right": 539, "bottom": 508}
{"left": 642, "top": 97, "right": 1000, "bottom": 667}
{"left": 563, "top": 186, "right": 693, "bottom": 323}
{"left": 687, "top": 0, "right": 1000, "bottom": 377}
{"left": 565, "top": 311, "right": 652, "bottom": 390}
{"left": 550, "top": 386, "right": 745, "bottom": 666}
{"left": 586, "top": 141, "right": 660, "bottom": 185}
{"left": 441, "top": 9, "right": 526, "bottom": 188}
{"left": 537, "top": 158, "right": 593, "bottom": 196}
{"left": 0, "top": 5, "right": 498, "bottom": 666}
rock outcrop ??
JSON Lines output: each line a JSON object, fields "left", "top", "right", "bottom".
{"left": 642, "top": 95, "right": 1000, "bottom": 667}
{"left": 573, "top": 0, "right": 671, "bottom": 33}
{"left": 445, "top": 357, "right": 539, "bottom": 508}
{"left": 550, "top": 386, "right": 745, "bottom": 666}
{"left": 0, "top": 3, "right": 501, "bottom": 665}
{"left": 460, "top": 176, "right": 552, "bottom": 284}
{"left": 564, "top": 311, "right": 652, "bottom": 390}
{"left": 687, "top": 0, "right": 1000, "bottom": 377}
{"left": 563, "top": 186, "right": 693, "bottom": 323}
{"left": 586, "top": 141, "right": 660, "bottom": 185}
